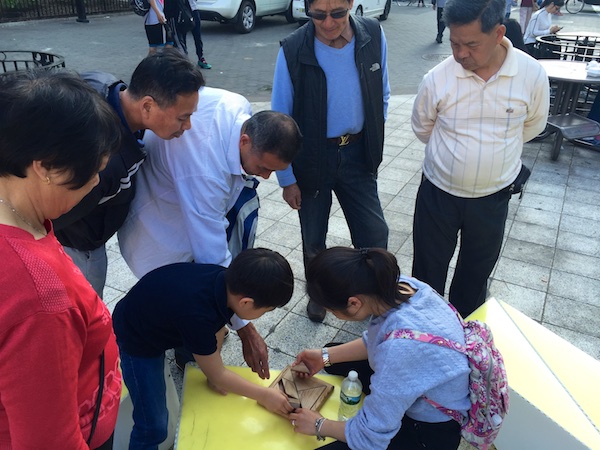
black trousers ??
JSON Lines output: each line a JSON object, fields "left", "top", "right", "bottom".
{"left": 412, "top": 177, "right": 510, "bottom": 318}
{"left": 436, "top": 7, "right": 445, "bottom": 38}
{"left": 319, "top": 347, "right": 461, "bottom": 450}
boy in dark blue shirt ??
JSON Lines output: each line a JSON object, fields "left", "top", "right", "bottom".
{"left": 113, "top": 248, "right": 295, "bottom": 449}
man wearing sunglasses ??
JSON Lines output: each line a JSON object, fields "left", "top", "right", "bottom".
{"left": 271, "top": 0, "right": 391, "bottom": 323}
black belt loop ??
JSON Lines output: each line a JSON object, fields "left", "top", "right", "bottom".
{"left": 327, "top": 130, "right": 363, "bottom": 147}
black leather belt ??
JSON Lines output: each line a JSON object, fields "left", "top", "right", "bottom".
{"left": 327, "top": 130, "right": 363, "bottom": 147}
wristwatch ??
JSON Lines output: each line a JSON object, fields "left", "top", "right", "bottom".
{"left": 321, "top": 347, "right": 332, "bottom": 367}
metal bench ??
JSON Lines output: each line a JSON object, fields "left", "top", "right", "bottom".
{"left": 546, "top": 113, "right": 600, "bottom": 160}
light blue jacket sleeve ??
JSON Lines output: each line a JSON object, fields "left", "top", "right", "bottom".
{"left": 272, "top": 47, "right": 298, "bottom": 188}
{"left": 381, "top": 27, "right": 390, "bottom": 121}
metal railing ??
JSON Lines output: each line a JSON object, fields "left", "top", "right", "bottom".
{"left": 0, "top": 0, "right": 130, "bottom": 22}
{"left": 0, "top": 50, "right": 65, "bottom": 74}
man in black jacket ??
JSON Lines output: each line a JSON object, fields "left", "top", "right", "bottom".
{"left": 271, "top": 0, "right": 390, "bottom": 322}
{"left": 53, "top": 49, "right": 204, "bottom": 298}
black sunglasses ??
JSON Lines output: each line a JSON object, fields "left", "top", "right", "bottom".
{"left": 307, "top": 8, "right": 349, "bottom": 20}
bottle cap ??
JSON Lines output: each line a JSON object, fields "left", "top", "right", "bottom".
{"left": 348, "top": 370, "right": 358, "bottom": 380}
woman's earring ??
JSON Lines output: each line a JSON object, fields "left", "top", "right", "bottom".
{"left": 45, "top": 177, "right": 51, "bottom": 185}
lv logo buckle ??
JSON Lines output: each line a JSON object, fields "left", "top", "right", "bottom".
{"left": 339, "top": 134, "right": 350, "bottom": 146}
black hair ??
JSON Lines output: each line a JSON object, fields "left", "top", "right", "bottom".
{"left": 225, "top": 248, "right": 294, "bottom": 309}
{"left": 243, "top": 110, "right": 303, "bottom": 164}
{"left": 306, "top": 247, "right": 412, "bottom": 311}
{"left": 128, "top": 48, "right": 205, "bottom": 108}
{"left": 304, "top": 0, "right": 352, "bottom": 8}
{"left": 443, "top": 0, "right": 504, "bottom": 33}
{"left": 504, "top": 18, "right": 527, "bottom": 52}
{"left": 541, "top": 0, "right": 564, "bottom": 7}
{"left": 0, "top": 70, "right": 121, "bottom": 189}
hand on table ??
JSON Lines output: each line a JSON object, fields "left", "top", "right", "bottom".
{"left": 289, "top": 408, "right": 322, "bottom": 436}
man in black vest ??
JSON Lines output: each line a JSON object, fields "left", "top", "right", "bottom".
{"left": 271, "top": 0, "right": 390, "bottom": 322}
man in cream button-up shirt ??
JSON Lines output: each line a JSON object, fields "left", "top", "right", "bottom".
{"left": 411, "top": 0, "right": 549, "bottom": 318}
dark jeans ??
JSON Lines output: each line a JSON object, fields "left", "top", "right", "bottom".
{"left": 298, "top": 137, "right": 388, "bottom": 268}
{"left": 321, "top": 347, "right": 461, "bottom": 450}
{"left": 176, "top": 9, "right": 204, "bottom": 60}
{"left": 436, "top": 7, "right": 445, "bottom": 38}
{"left": 412, "top": 177, "right": 510, "bottom": 318}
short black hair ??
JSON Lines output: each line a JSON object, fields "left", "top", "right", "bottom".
{"left": 443, "top": 0, "right": 504, "bottom": 33}
{"left": 541, "top": 0, "right": 564, "bottom": 7}
{"left": 128, "top": 48, "right": 205, "bottom": 108}
{"left": 0, "top": 70, "right": 121, "bottom": 189}
{"left": 243, "top": 111, "right": 303, "bottom": 164}
{"left": 225, "top": 248, "right": 294, "bottom": 309}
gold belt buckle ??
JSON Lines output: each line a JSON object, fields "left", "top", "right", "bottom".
{"left": 339, "top": 134, "right": 351, "bottom": 146}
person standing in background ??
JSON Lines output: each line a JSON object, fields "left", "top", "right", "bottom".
{"left": 411, "top": 0, "right": 549, "bottom": 318}
{"left": 519, "top": 0, "right": 538, "bottom": 34}
{"left": 144, "top": 0, "right": 172, "bottom": 54}
{"left": 271, "top": 0, "right": 391, "bottom": 323}
{"left": 177, "top": 0, "right": 212, "bottom": 69}
{"left": 432, "top": 0, "right": 447, "bottom": 43}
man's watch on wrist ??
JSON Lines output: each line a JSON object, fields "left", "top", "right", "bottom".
{"left": 321, "top": 347, "right": 332, "bottom": 367}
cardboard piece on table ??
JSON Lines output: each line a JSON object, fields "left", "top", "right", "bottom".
{"left": 269, "top": 365, "right": 334, "bottom": 411}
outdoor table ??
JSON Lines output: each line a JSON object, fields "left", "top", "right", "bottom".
{"left": 538, "top": 60, "right": 600, "bottom": 160}
{"left": 175, "top": 365, "right": 346, "bottom": 449}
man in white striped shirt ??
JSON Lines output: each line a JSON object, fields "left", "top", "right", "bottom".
{"left": 411, "top": 0, "right": 549, "bottom": 318}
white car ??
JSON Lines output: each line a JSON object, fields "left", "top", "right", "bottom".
{"left": 292, "top": 0, "right": 391, "bottom": 24}
{"left": 197, "top": 0, "right": 296, "bottom": 33}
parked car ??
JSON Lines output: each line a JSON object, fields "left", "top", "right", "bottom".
{"left": 292, "top": 0, "right": 391, "bottom": 24}
{"left": 197, "top": 0, "right": 296, "bottom": 33}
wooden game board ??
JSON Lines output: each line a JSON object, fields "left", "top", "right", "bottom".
{"left": 269, "top": 365, "right": 334, "bottom": 411}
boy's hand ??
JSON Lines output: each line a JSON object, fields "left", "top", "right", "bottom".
{"left": 237, "top": 323, "right": 270, "bottom": 379}
{"left": 258, "top": 387, "right": 294, "bottom": 417}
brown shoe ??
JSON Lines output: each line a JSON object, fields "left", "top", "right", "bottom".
{"left": 307, "top": 300, "right": 326, "bottom": 323}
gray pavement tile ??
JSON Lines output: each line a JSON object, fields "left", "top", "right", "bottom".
{"left": 493, "top": 257, "right": 551, "bottom": 293}
{"left": 264, "top": 311, "right": 339, "bottom": 358}
{"left": 543, "top": 295, "right": 600, "bottom": 339}
{"left": 565, "top": 185, "right": 600, "bottom": 207}
{"left": 556, "top": 230, "right": 600, "bottom": 258}
{"left": 569, "top": 161, "right": 600, "bottom": 182}
{"left": 501, "top": 237, "right": 555, "bottom": 268}
{"left": 548, "top": 269, "right": 600, "bottom": 308}
{"left": 387, "top": 231, "right": 411, "bottom": 255}
{"left": 553, "top": 249, "right": 600, "bottom": 280}
{"left": 258, "top": 221, "right": 303, "bottom": 250}
{"left": 559, "top": 214, "right": 600, "bottom": 239}
{"left": 508, "top": 221, "right": 558, "bottom": 247}
{"left": 523, "top": 180, "right": 567, "bottom": 199}
{"left": 514, "top": 206, "right": 561, "bottom": 229}
{"left": 567, "top": 172, "right": 600, "bottom": 194}
{"left": 488, "top": 280, "right": 546, "bottom": 321}
{"left": 258, "top": 196, "right": 295, "bottom": 222}
{"left": 562, "top": 199, "right": 600, "bottom": 222}
{"left": 518, "top": 191, "right": 564, "bottom": 213}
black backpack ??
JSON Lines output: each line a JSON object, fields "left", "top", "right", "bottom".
{"left": 130, "top": 0, "right": 151, "bottom": 16}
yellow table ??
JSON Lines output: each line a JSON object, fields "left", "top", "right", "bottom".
{"left": 176, "top": 365, "right": 345, "bottom": 449}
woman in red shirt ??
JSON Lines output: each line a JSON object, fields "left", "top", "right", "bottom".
{"left": 0, "top": 70, "right": 122, "bottom": 449}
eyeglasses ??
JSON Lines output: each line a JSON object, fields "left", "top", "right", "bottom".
{"left": 307, "top": 8, "right": 349, "bottom": 20}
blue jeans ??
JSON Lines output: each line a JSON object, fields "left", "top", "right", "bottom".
{"left": 64, "top": 245, "right": 107, "bottom": 298}
{"left": 119, "top": 348, "right": 168, "bottom": 450}
{"left": 298, "top": 138, "right": 388, "bottom": 267}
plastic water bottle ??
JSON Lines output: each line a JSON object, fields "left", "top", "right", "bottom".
{"left": 338, "top": 370, "right": 362, "bottom": 421}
